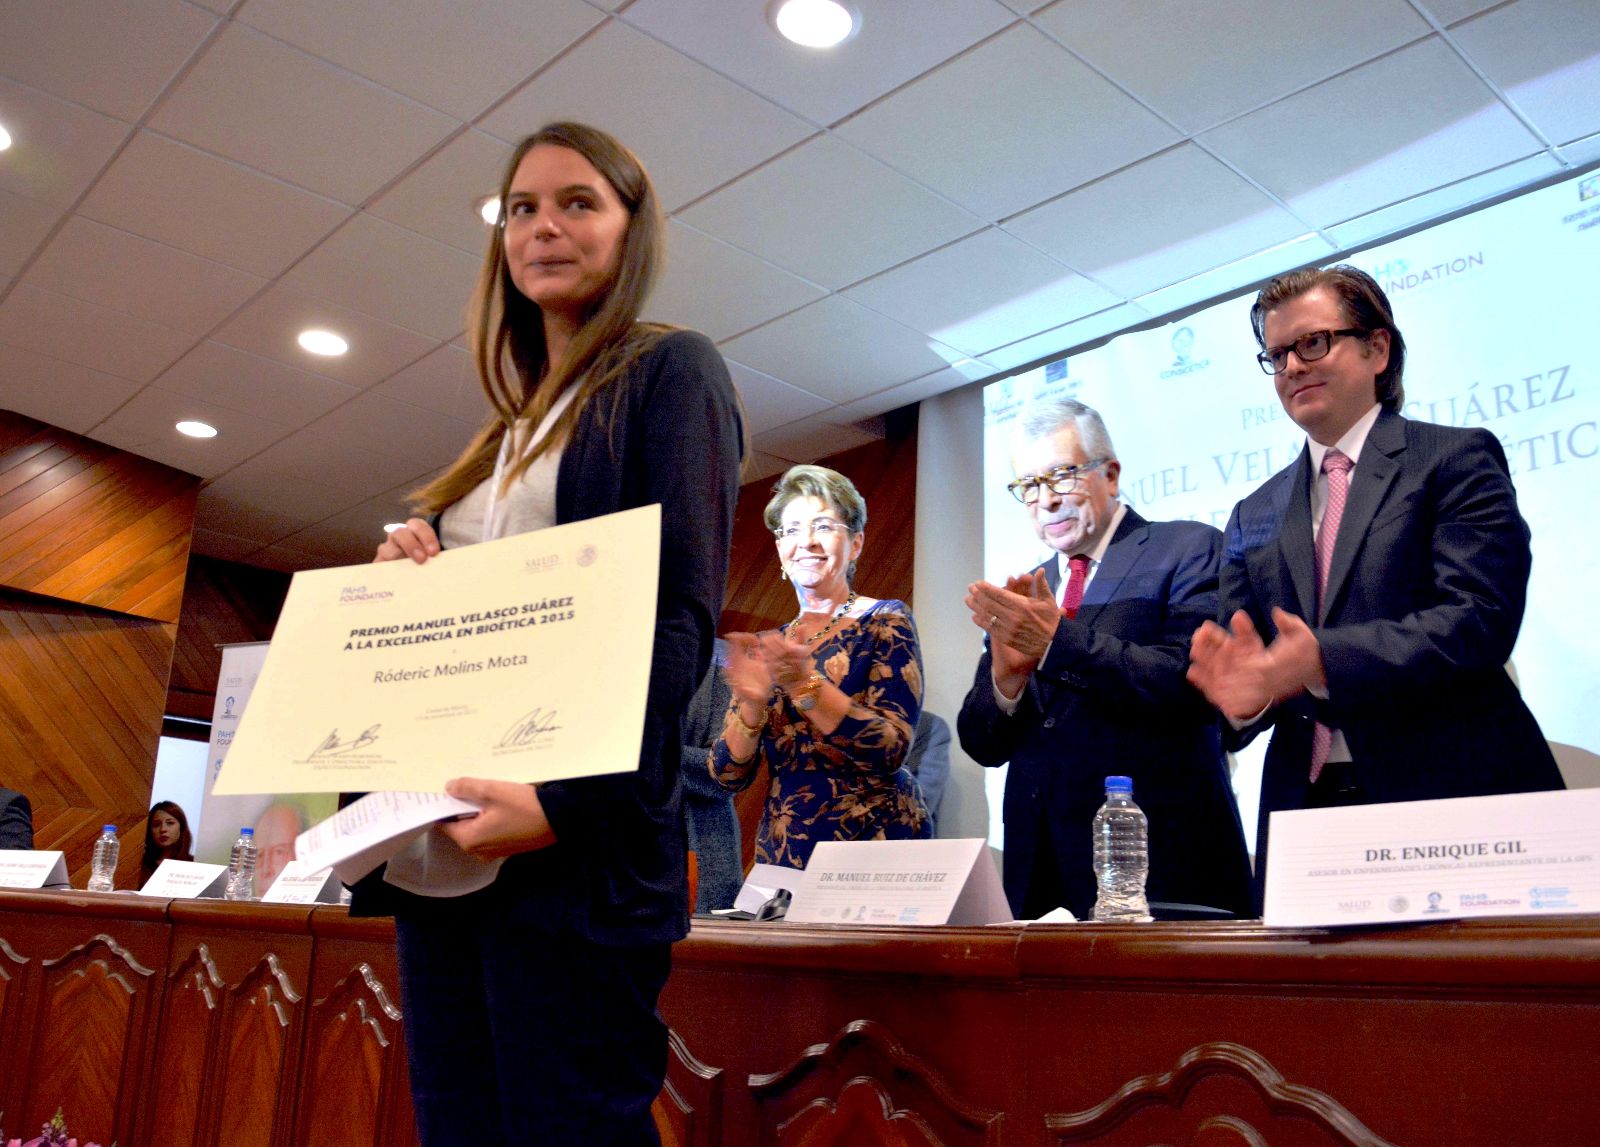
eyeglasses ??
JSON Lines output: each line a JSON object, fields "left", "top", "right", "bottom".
{"left": 1006, "top": 459, "right": 1110, "bottom": 504}
{"left": 773, "top": 516, "right": 851, "bottom": 541}
{"left": 1256, "top": 328, "right": 1369, "bottom": 375}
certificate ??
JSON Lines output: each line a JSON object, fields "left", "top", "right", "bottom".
{"left": 213, "top": 504, "right": 659, "bottom": 794}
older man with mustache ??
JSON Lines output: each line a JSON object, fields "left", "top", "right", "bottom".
{"left": 958, "top": 398, "right": 1253, "bottom": 921}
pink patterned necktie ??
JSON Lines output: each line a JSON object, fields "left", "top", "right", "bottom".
{"left": 1060, "top": 554, "right": 1091, "bottom": 619}
{"left": 1309, "top": 449, "right": 1353, "bottom": 783}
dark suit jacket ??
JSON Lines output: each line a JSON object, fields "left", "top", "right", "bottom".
{"left": 348, "top": 329, "right": 744, "bottom": 945}
{"left": 0, "top": 788, "right": 33, "bottom": 850}
{"left": 958, "top": 509, "right": 1254, "bottom": 920}
{"left": 1220, "top": 409, "right": 1563, "bottom": 896}
{"left": 679, "top": 663, "right": 742, "bottom": 912}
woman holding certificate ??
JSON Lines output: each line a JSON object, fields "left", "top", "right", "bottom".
{"left": 711, "top": 465, "right": 931, "bottom": 870}
{"left": 369, "top": 122, "right": 743, "bottom": 1146}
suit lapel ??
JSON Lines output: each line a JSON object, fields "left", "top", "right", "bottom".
{"left": 1280, "top": 446, "right": 1318, "bottom": 620}
{"left": 1076, "top": 508, "right": 1147, "bottom": 621}
{"left": 1320, "top": 410, "right": 1404, "bottom": 623}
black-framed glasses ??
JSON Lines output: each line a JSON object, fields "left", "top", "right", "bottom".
{"left": 1006, "top": 458, "right": 1110, "bottom": 504}
{"left": 1257, "top": 328, "right": 1369, "bottom": 375}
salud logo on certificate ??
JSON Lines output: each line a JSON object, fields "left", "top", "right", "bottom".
{"left": 213, "top": 504, "right": 659, "bottom": 795}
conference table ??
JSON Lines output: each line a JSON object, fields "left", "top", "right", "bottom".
{"left": 0, "top": 888, "right": 1594, "bottom": 1146}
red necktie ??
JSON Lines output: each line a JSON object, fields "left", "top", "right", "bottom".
{"left": 1060, "top": 554, "right": 1091, "bottom": 619}
{"left": 1309, "top": 449, "right": 1353, "bottom": 783}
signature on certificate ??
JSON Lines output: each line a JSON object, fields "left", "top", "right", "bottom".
{"left": 498, "top": 708, "right": 561, "bottom": 748}
{"left": 309, "top": 725, "right": 383, "bottom": 757}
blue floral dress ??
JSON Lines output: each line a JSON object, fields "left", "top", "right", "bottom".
{"left": 711, "top": 599, "right": 932, "bottom": 869}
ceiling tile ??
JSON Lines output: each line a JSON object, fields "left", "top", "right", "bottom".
{"left": 0, "top": 187, "right": 60, "bottom": 277}
{"left": 0, "top": 0, "right": 217, "bottom": 121}
{"left": 304, "top": 391, "right": 477, "bottom": 471}
{"left": 724, "top": 359, "right": 833, "bottom": 435}
{"left": 249, "top": 541, "right": 353, "bottom": 572}
{"left": 276, "top": 489, "right": 421, "bottom": 564}
{"left": 154, "top": 340, "right": 360, "bottom": 423}
{"left": 977, "top": 302, "right": 1152, "bottom": 371}
{"left": 830, "top": 364, "right": 977, "bottom": 424}
{"left": 756, "top": 416, "right": 883, "bottom": 465}
{"left": 678, "top": 134, "right": 981, "bottom": 289}
{"left": 1039, "top": 0, "right": 1430, "bottom": 135}
{"left": 479, "top": 20, "right": 815, "bottom": 213}
{"left": 743, "top": 451, "right": 792, "bottom": 483}
{"left": 844, "top": 228, "right": 1119, "bottom": 356}
{"left": 621, "top": 0, "right": 1015, "bottom": 126}
{"left": 0, "top": 78, "right": 130, "bottom": 205}
{"left": 0, "top": 343, "right": 142, "bottom": 433}
{"left": 1451, "top": 0, "right": 1600, "bottom": 147}
{"left": 196, "top": 465, "right": 365, "bottom": 540}
{"left": 209, "top": 282, "right": 441, "bottom": 389}
{"left": 718, "top": 296, "right": 963, "bottom": 403}
{"left": 1130, "top": 232, "right": 1337, "bottom": 319}
{"left": 79, "top": 131, "right": 350, "bottom": 278}
{"left": 375, "top": 343, "right": 488, "bottom": 425}
{"left": 1556, "top": 129, "right": 1600, "bottom": 166}
{"left": 1200, "top": 36, "right": 1543, "bottom": 227}
{"left": 1426, "top": 0, "right": 1509, "bottom": 22}
{"left": 278, "top": 213, "right": 480, "bottom": 341}
{"left": 147, "top": 23, "right": 459, "bottom": 205}
{"left": 88, "top": 384, "right": 297, "bottom": 478}
{"left": 1003, "top": 144, "right": 1312, "bottom": 297}
{"left": 241, "top": 422, "right": 444, "bottom": 501}
{"left": 191, "top": 526, "right": 267, "bottom": 563}
{"left": 367, "top": 129, "right": 506, "bottom": 256}
{"left": 645, "top": 221, "right": 826, "bottom": 342}
{"left": 1325, "top": 153, "right": 1564, "bottom": 249}
{"left": 239, "top": 0, "right": 602, "bottom": 120}
{"left": 22, "top": 216, "right": 265, "bottom": 335}
{"left": 0, "top": 284, "right": 193, "bottom": 381}
{"left": 837, "top": 23, "right": 1179, "bottom": 220}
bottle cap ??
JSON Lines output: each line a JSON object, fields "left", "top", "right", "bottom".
{"left": 239, "top": 827, "right": 254, "bottom": 837}
{"left": 1104, "top": 775, "right": 1133, "bottom": 793}
{"left": 102, "top": 824, "right": 117, "bottom": 832}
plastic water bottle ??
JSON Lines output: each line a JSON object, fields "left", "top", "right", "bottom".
{"left": 225, "top": 827, "right": 257, "bottom": 901}
{"left": 1092, "top": 776, "right": 1152, "bottom": 922}
{"left": 87, "top": 825, "right": 120, "bottom": 892}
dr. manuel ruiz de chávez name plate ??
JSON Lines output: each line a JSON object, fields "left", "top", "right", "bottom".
{"left": 212, "top": 504, "right": 660, "bottom": 795}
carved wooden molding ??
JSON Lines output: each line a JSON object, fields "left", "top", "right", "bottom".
{"left": 311, "top": 961, "right": 403, "bottom": 1048}
{"left": 656, "top": 1028, "right": 726, "bottom": 1147}
{"left": 749, "top": 1017, "right": 1002, "bottom": 1147}
{"left": 168, "top": 941, "right": 226, "bottom": 1010}
{"left": 41, "top": 930, "right": 155, "bottom": 978}
{"left": 1046, "top": 1040, "right": 1398, "bottom": 1146}
{"left": 0, "top": 934, "right": 27, "bottom": 966}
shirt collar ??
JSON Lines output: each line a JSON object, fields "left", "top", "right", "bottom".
{"left": 1308, "top": 403, "right": 1381, "bottom": 474}
{"left": 1060, "top": 501, "right": 1127, "bottom": 578}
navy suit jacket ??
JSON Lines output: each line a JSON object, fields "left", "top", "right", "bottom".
{"left": 1220, "top": 409, "right": 1563, "bottom": 895}
{"left": 958, "top": 509, "right": 1254, "bottom": 920}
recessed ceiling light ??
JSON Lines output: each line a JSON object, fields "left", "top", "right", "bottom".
{"left": 772, "top": 0, "right": 857, "bottom": 48}
{"left": 298, "top": 328, "right": 349, "bottom": 356}
{"left": 478, "top": 195, "right": 501, "bottom": 226}
{"left": 383, "top": 522, "right": 406, "bottom": 534}
{"left": 176, "top": 420, "right": 218, "bottom": 439}
{"left": 0, "top": 122, "right": 12, "bottom": 151}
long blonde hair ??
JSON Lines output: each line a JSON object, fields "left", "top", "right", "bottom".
{"left": 412, "top": 122, "right": 669, "bottom": 514}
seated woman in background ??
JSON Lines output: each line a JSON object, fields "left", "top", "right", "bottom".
{"left": 712, "top": 465, "right": 931, "bottom": 870}
{"left": 139, "top": 800, "right": 193, "bottom": 884}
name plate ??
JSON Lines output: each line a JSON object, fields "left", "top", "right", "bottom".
{"left": 1264, "top": 787, "right": 1600, "bottom": 927}
{"left": 0, "top": 850, "right": 68, "bottom": 889}
{"left": 140, "top": 860, "right": 229, "bottom": 899}
{"left": 785, "top": 839, "right": 1011, "bottom": 926}
{"left": 261, "top": 859, "right": 343, "bottom": 904}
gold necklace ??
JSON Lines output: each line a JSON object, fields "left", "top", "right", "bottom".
{"left": 788, "top": 590, "right": 858, "bottom": 646}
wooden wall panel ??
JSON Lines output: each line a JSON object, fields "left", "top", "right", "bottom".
{"left": 167, "top": 556, "right": 290, "bottom": 722}
{"left": 0, "top": 410, "right": 198, "bottom": 624}
{"left": 0, "top": 590, "right": 173, "bottom": 886}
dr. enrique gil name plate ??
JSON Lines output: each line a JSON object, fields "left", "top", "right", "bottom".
{"left": 213, "top": 504, "right": 659, "bottom": 794}
{"left": 1264, "top": 787, "right": 1600, "bottom": 927}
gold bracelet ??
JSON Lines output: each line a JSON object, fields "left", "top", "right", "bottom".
{"left": 729, "top": 703, "right": 764, "bottom": 738}
{"left": 789, "top": 672, "right": 825, "bottom": 712}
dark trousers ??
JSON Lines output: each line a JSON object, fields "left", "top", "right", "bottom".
{"left": 395, "top": 901, "right": 672, "bottom": 1147}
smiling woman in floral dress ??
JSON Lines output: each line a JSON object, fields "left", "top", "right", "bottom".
{"left": 712, "top": 465, "right": 930, "bottom": 870}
